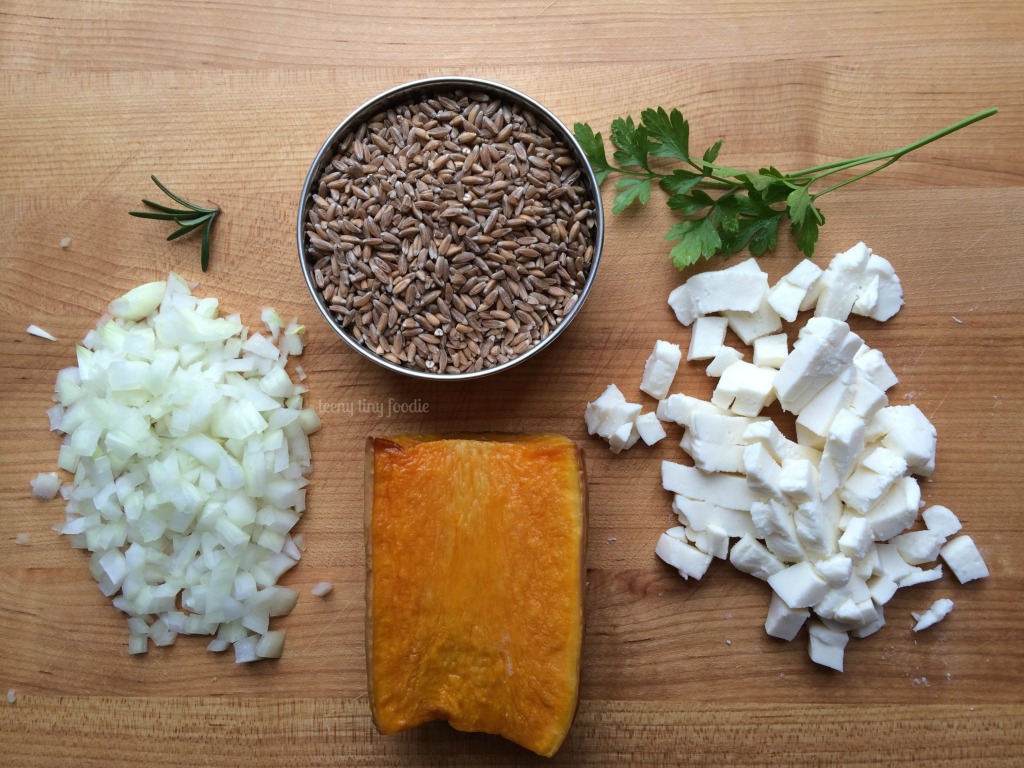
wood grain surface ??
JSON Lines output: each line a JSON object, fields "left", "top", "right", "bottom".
{"left": 2, "top": 1, "right": 1023, "bottom": 765}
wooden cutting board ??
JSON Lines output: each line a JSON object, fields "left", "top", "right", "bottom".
{"left": 1, "top": 1, "right": 1022, "bottom": 764}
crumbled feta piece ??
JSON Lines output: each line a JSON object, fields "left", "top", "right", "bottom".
{"left": 868, "top": 574, "right": 899, "bottom": 605}
{"left": 584, "top": 384, "right": 626, "bottom": 434}
{"left": 853, "top": 346, "right": 899, "bottom": 392}
{"left": 687, "top": 315, "right": 729, "bottom": 360}
{"left": 750, "top": 498, "right": 799, "bottom": 544}
{"left": 774, "top": 317, "right": 863, "bottom": 414}
{"left": 838, "top": 516, "right": 873, "bottom": 560}
{"left": 640, "top": 340, "right": 682, "bottom": 400}
{"left": 874, "top": 542, "right": 918, "bottom": 583}
{"left": 940, "top": 536, "right": 989, "bottom": 583}
{"left": 892, "top": 529, "right": 946, "bottom": 565}
{"left": 765, "top": 592, "right": 809, "bottom": 641}
{"left": 807, "top": 620, "right": 849, "bottom": 671}
{"left": 850, "top": 605, "right": 886, "bottom": 638}
{"left": 866, "top": 405, "right": 937, "bottom": 477}
{"left": 768, "top": 560, "right": 831, "bottom": 608}
{"left": 672, "top": 496, "right": 758, "bottom": 538}
{"left": 817, "top": 409, "right": 866, "bottom": 498}
{"left": 657, "top": 393, "right": 729, "bottom": 425}
{"left": 865, "top": 476, "right": 921, "bottom": 541}
{"left": 634, "top": 412, "right": 667, "bottom": 446}
{"left": 792, "top": 492, "right": 841, "bottom": 560}
{"left": 595, "top": 399, "right": 642, "bottom": 440}
{"left": 753, "top": 333, "right": 789, "bottom": 369}
{"left": 662, "top": 462, "right": 763, "bottom": 512}
{"left": 814, "top": 554, "right": 853, "bottom": 587}
{"left": 768, "top": 259, "right": 824, "bottom": 321}
{"left": 680, "top": 257, "right": 769, "bottom": 317}
{"left": 706, "top": 346, "right": 744, "bottom": 377}
{"left": 667, "top": 283, "right": 699, "bottom": 326}
{"left": 912, "top": 598, "right": 954, "bottom": 632}
{"left": 656, "top": 532, "right": 713, "bottom": 580}
{"left": 743, "top": 443, "right": 782, "bottom": 499}
{"left": 712, "top": 361, "right": 777, "bottom": 417}
{"left": 745, "top": 421, "right": 821, "bottom": 464}
{"left": 681, "top": 412, "right": 757, "bottom": 473}
{"left": 899, "top": 565, "right": 943, "bottom": 588}
{"left": 698, "top": 523, "right": 730, "bottom": 560}
{"left": 730, "top": 534, "right": 785, "bottom": 580}
{"left": 855, "top": 253, "right": 904, "bottom": 321}
{"left": 779, "top": 458, "right": 818, "bottom": 503}
{"left": 814, "top": 241, "right": 872, "bottom": 321}
{"left": 840, "top": 447, "right": 908, "bottom": 514}
{"left": 723, "top": 298, "right": 782, "bottom": 344}
{"left": 609, "top": 421, "right": 641, "bottom": 454}
{"left": 922, "top": 505, "right": 962, "bottom": 538}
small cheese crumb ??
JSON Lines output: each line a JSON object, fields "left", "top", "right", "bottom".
{"left": 634, "top": 412, "right": 666, "bottom": 446}
{"left": 922, "top": 505, "right": 962, "bottom": 538}
{"left": 687, "top": 316, "right": 728, "bottom": 361}
{"left": 912, "top": 598, "right": 954, "bottom": 631}
{"left": 640, "top": 340, "right": 682, "bottom": 400}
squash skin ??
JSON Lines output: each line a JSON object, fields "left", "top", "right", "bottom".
{"left": 365, "top": 434, "right": 587, "bottom": 757}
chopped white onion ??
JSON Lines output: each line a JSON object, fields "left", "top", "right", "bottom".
{"left": 311, "top": 581, "right": 333, "bottom": 597}
{"left": 27, "top": 325, "right": 57, "bottom": 342}
{"left": 39, "top": 275, "right": 319, "bottom": 661}
{"left": 15, "top": 533, "right": 30, "bottom": 546}
{"left": 30, "top": 472, "right": 61, "bottom": 499}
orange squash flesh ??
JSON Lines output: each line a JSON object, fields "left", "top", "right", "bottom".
{"left": 366, "top": 434, "right": 586, "bottom": 757}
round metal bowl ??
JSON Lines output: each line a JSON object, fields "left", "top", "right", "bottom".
{"left": 297, "top": 76, "right": 605, "bottom": 381}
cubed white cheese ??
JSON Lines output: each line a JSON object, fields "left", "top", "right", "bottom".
{"left": 706, "top": 346, "right": 744, "bottom": 377}
{"left": 922, "top": 505, "right": 962, "bottom": 538}
{"left": 584, "top": 384, "right": 626, "bottom": 434}
{"left": 866, "top": 405, "right": 937, "bottom": 477}
{"left": 668, "top": 283, "right": 699, "bottom": 326}
{"left": 700, "top": 523, "right": 730, "bottom": 559}
{"left": 753, "top": 333, "right": 789, "bottom": 369}
{"left": 847, "top": 371, "right": 888, "bottom": 423}
{"left": 779, "top": 458, "right": 818, "bottom": 503}
{"left": 838, "top": 516, "right": 873, "bottom": 560}
{"left": 850, "top": 605, "right": 886, "bottom": 638}
{"left": 840, "top": 446, "right": 908, "bottom": 514}
{"left": 724, "top": 298, "right": 783, "bottom": 345}
{"left": 874, "top": 541, "right": 918, "bottom": 583}
{"left": 855, "top": 253, "right": 904, "bottom": 321}
{"left": 743, "top": 443, "right": 782, "bottom": 499}
{"left": 794, "top": 366, "right": 856, "bottom": 440}
{"left": 655, "top": 532, "right": 713, "bottom": 580}
{"left": 640, "top": 340, "right": 682, "bottom": 400}
{"left": 774, "top": 317, "right": 863, "bottom": 414}
{"left": 672, "top": 496, "right": 758, "bottom": 538}
{"left": 609, "top": 421, "right": 640, "bottom": 454}
{"left": 634, "top": 412, "right": 667, "bottom": 446}
{"left": 891, "top": 529, "right": 946, "bottom": 565}
{"left": 680, "top": 257, "right": 769, "bottom": 317}
{"left": 868, "top": 573, "right": 899, "bottom": 605}
{"left": 814, "top": 241, "right": 872, "bottom": 321}
{"left": 768, "top": 560, "right": 831, "bottom": 608}
{"left": 853, "top": 346, "right": 899, "bottom": 392}
{"left": 662, "top": 462, "right": 763, "bottom": 512}
{"left": 687, "top": 315, "right": 729, "bottom": 360}
{"left": 940, "top": 535, "right": 989, "bottom": 583}
{"left": 744, "top": 421, "right": 822, "bottom": 464}
{"left": 865, "top": 476, "right": 921, "bottom": 541}
{"left": 764, "top": 592, "right": 809, "bottom": 641}
{"left": 899, "top": 565, "right": 943, "bottom": 588}
{"left": 807, "top": 620, "right": 849, "bottom": 672}
{"left": 657, "top": 393, "right": 729, "bottom": 425}
{"left": 765, "top": 531, "right": 806, "bottom": 565}
{"left": 680, "top": 431, "right": 744, "bottom": 473}
{"left": 912, "top": 598, "right": 954, "bottom": 632}
{"left": 817, "top": 408, "right": 866, "bottom": 498}
{"left": 730, "top": 534, "right": 785, "bottom": 581}
{"left": 768, "top": 259, "right": 824, "bottom": 321}
{"left": 595, "top": 399, "right": 642, "bottom": 439}
{"left": 793, "top": 492, "right": 841, "bottom": 560}
{"left": 712, "top": 361, "right": 777, "bottom": 417}
{"left": 814, "top": 554, "right": 853, "bottom": 587}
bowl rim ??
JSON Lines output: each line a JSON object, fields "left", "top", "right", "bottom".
{"left": 297, "top": 75, "right": 605, "bottom": 382}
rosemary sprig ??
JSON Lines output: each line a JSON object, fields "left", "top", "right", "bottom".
{"left": 573, "top": 108, "right": 998, "bottom": 269}
{"left": 130, "top": 175, "right": 221, "bottom": 271}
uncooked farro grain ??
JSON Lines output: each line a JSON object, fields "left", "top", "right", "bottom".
{"left": 304, "top": 89, "right": 597, "bottom": 375}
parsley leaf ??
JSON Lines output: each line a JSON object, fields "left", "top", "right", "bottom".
{"left": 573, "top": 107, "right": 997, "bottom": 270}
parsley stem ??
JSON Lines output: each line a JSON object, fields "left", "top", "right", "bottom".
{"left": 788, "top": 108, "right": 998, "bottom": 179}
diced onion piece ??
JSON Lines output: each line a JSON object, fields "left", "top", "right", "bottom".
{"left": 30, "top": 472, "right": 61, "bottom": 500}
{"left": 27, "top": 325, "right": 57, "bottom": 342}
{"left": 311, "top": 581, "right": 333, "bottom": 597}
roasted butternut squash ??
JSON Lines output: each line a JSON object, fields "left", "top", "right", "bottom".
{"left": 365, "top": 434, "right": 586, "bottom": 757}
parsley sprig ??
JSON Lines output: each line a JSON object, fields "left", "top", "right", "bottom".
{"left": 574, "top": 108, "right": 997, "bottom": 269}
{"left": 130, "top": 176, "right": 221, "bottom": 272}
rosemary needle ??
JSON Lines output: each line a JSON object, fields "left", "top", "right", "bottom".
{"left": 130, "top": 175, "right": 221, "bottom": 272}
